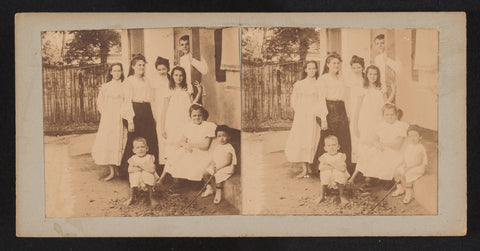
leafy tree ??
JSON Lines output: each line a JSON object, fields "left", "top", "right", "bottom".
{"left": 242, "top": 27, "right": 320, "bottom": 65}
{"left": 41, "top": 31, "right": 64, "bottom": 66}
{"left": 64, "top": 29, "right": 121, "bottom": 66}
{"left": 241, "top": 28, "right": 266, "bottom": 66}
{"left": 264, "top": 28, "right": 319, "bottom": 62}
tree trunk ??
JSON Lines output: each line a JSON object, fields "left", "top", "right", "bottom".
{"left": 100, "top": 43, "right": 109, "bottom": 64}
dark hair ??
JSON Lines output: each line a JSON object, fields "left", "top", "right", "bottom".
{"left": 382, "top": 103, "right": 397, "bottom": 115}
{"left": 169, "top": 66, "right": 187, "bottom": 90}
{"left": 363, "top": 65, "right": 382, "bottom": 89}
{"left": 128, "top": 54, "right": 146, "bottom": 77}
{"left": 397, "top": 108, "right": 404, "bottom": 120}
{"left": 155, "top": 56, "right": 171, "bottom": 80}
{"left": 301, "top": 60, "right": 319, "bottom": 80}
{"left": 106, "top": 62, "right": 125, "bottom": 82}
{"left": 215, "top": 125, "right": 231, "bottom": 137}
{"left": 155, "top": 56, "right": 170, "bottom": 71}
{"left": 350, "top": 55, "right": 365, "bottom": 69}
{"left": 322, "top": 53, "right": 342, "bottom": 75}
{"left": 180, "top": 35, "right": 190, "bottom": 42}
{"left": 407, "top": 124, "right": 422, "bottom": 136}
{"left": 375, "top": 34, "right": 385, "bottom": 41}
{"left": 133, "top": 137, "right": 148, "bottom": 146}
{"left": 189, "top": 104, "right": 209, "bottom": 120}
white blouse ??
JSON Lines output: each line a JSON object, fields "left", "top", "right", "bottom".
{"left": 122, "top": 75, "right": 153, "bottom": 122}
{"left": 321, "top": 74, "right": 347, "bottom": 101}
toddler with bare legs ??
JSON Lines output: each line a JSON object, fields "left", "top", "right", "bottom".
{"left": 124, "top": 137, "right": 159, "bottom": 207}
{"left": 316, "top": 135, "right": 350, "bottom": 205}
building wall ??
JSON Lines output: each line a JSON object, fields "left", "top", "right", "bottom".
{"left": 144, "top": 28, "right": 175, "bottom": 79}
{"left": 200, "top": 28, "right": 241, "bottom": 130}
{"left": 340, "top": 28, "right": 372, "bottom": 77}
{"left": 395, "top": 29, "right": 438, "bottom": 131}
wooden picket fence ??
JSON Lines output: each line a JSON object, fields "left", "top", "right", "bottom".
{"left": 43, "top": 64, "right": 109, "bottom": 128}
{"left": 242, "top": 61, "right": 319, "bottom": 132}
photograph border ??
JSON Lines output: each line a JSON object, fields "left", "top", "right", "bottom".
{"left": 16, "top": 12, "right": 466, "bottom": 237}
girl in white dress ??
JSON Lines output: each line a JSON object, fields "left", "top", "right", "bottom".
{"left": 392, "top": 125, "right": 428, "bottom": 204}
{"left": 157, "top": 66, "right": 202, "bottom": 184}
{"left": 92, "top": 63, "right": 127, "bottom": 181}
{"left": 344, "top": 55, "right": 365, "bottom": 164}
{"left": 165, "top": 104, "right": 217, "bottom": 182}
{"left": 201, "top": 125, "right": 237, "bottom": 204}
{"left": 352, "top": 104, "right": 409, "bottom": 183}
{"left": 284, "top": 61, "right": 328, "bottom": 178}
{"left": 150, "top": 57, "right": 171, "bottom": 166}
{"left": 349, "top": 65, "right": 396, "bottom": 184}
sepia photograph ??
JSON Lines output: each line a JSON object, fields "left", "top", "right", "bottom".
{"left": 16, "top": 12, "right": 465, "bottom": 237}
{"left": 42, "top": 27, "right": 241, "bottom": 217}
{"left": 242, "top": 27, "right": 438, "bottom": 215}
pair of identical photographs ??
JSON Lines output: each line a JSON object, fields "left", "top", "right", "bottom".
{"left": 42, "top": 26, "right": 437, "bottom": 217}
{"left": 17, "top": 13, "right": 465, "bottom": 236}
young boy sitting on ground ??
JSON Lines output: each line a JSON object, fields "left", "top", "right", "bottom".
{"left": 316, "top": 135, "right": 350, "bottom": 205}
{"left": 124, "top": 137, "right": 159, "bottom": 207}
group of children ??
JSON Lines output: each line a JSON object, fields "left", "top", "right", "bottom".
{"left": 286, "top": 53, "right": 428, "bottom": 207}
{"left": 91, "top": 55, "right": 237, "bottom": 208}
{"left": 316, "top": 105, "right": 427, "bottom": 205}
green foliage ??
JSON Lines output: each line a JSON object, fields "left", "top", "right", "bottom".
{"left": 64, "top": 30, "right": 121, "bottom": 66}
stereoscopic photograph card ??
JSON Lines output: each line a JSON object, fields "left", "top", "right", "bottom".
{"left": 16, "top": 12, "right": 466, "bottom": 237}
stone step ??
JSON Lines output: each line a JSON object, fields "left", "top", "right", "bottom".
{"left": 223, "top": 174, "right": 241, "bottom": 211}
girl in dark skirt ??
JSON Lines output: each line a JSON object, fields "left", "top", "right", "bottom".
{"left": 120, "top": 54, "right": 159, "bottom": 176}
{"left": 315, "top": 53, "right": 353, "bottom": 175}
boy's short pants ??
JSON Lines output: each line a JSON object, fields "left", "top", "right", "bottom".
{"left": 320, "top": 169, "right": 350, "bottom": 186}
{"left": 129, "top": 171, "right": 159, "bottom": 188}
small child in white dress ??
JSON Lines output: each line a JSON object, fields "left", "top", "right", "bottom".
{"left": 124, "top": 137, "right": 159, "bottom": 207}
{"left": 392, "top": 125, "right": 428, "bottom": 203}
{"left": 201, "top": 125, "right": 237, "bottom": 204}
{"left": 316, "top": 135, "right": 350, "bottom": 205}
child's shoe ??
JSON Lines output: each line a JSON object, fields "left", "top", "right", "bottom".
{"left": 124, "top": 188, "right": 137, "bottom": 206}
{"left": 148, "top": 186, "right": 159, "bottom": 208}
{"left": 213, "top": 188, "right": 222, "bottom": 204}
{"left": 403, "top": 188, "right": 412, "bottom": 204}
{"left": 391, "top": 184, "right": 405, "bottom": 197}
{"left": 201, "top": 184, "right": 214, "bottom": 197}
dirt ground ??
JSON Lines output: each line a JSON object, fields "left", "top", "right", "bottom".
{"left": 242, "top": 132, "right": 431, "bottom": 216}
{"left": 44, "top": 135, "right": 239, "bottom": 218}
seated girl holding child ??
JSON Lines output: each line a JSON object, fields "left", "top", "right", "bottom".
{"left": 162, "top": 104, "right": 217, "bottom": 183}
{"left": 350, "top": 104, "right": 409, "bottom": 185}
